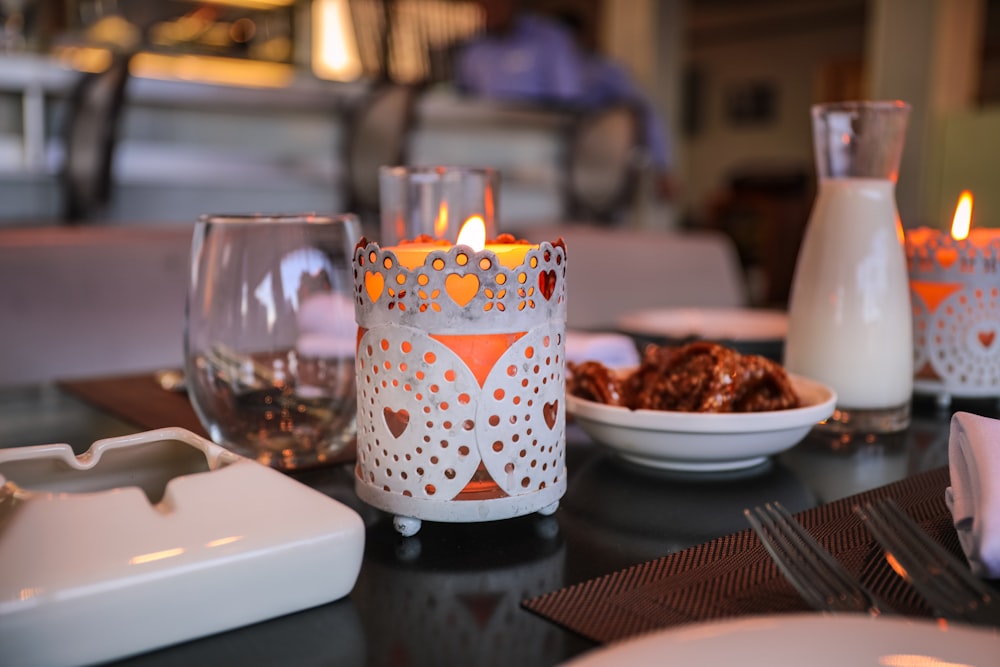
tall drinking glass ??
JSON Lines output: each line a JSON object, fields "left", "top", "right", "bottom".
{"left": 185, "top": 213, "right": 360, "bottom": 470}
{"left": 784, "top": 101, "right": 912, "bottom": 434}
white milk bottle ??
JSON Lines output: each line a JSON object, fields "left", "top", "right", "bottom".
{"left": 784, "top": 101, "right": 913, "bottom": 434}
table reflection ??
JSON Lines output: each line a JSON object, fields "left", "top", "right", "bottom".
{"left": 355, "top": 516, "right": 566, "bottom": 667}
{"left": 560, "top": 447, "right": 816, "bottom": 565}
{"left": 110, "top": 597, "right": 366, "bottom": 667}
{"left": 780, "top": 394, "right": 994, "bottom": 504}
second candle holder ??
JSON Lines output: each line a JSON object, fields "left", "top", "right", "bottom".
{"left": 352, "top": 234, "right": 567, "bottom": 535}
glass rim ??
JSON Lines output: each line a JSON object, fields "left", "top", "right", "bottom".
{"left": 197, "top": 212, "right": 359, "bottom": 225}
{"left": 378, "top": 165, "right": 498, "bottom": 178}
{"left": 811, "top": 100, "right": 911, "bottom": 114}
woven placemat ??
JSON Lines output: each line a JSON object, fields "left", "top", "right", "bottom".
{"left": 523, "top": 466, "right": 957, "bottom": 644}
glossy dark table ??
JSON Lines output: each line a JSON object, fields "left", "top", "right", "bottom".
{"left": 1, "top": 384, "right": 996, "bottom": 667}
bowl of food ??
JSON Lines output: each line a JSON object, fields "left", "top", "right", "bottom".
{"left": 566, "top": 342, "right": 836, "bottom": 472}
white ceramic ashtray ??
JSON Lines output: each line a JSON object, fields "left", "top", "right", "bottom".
{"left": 0, "top": 427, "right": 366, "bottom": 667}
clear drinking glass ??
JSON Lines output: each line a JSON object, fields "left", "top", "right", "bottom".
{"left": 784, "top": 101, "right": 913, "bottom": 434}
{"left": 379, "top": 166, "right": 499, "bottom": 244}
{"left": 184, "top": 213, "right": 360, "bottom": 470}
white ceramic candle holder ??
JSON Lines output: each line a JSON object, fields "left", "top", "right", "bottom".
{"left": 353, "top": 239, "right": 568, "bottom": 535}
{"left": 906, "top": 230, "right": 1000, "bottom": 405}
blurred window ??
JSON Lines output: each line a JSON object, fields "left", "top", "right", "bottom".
{"left": 318, "top": 0, "right": 482, "bottom": 83}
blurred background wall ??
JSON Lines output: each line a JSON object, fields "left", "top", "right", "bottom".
{"left": 0, "top": 0, "right": 997, "bottom": 305}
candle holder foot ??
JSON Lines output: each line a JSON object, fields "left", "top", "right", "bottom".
{"left": 537, "top": 501, "right": 559, "bottom": 517}
{"left": 393, "top": 515, "right": 422, "bottom": 537}
{"left": 935, "top": 391, "right": 952, "bottom": 410}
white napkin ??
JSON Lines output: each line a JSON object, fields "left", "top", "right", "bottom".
{"left": 564, "top": 331, "right": 639, "bottom": 369}
{"left": 945, "top": 411, "right": 1000, "bottom": 578}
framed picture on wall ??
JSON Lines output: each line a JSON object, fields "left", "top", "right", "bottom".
{"left": 724, "top": 80, "right": 777, "bottom": 126}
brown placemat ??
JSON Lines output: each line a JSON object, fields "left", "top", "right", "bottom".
{"left": 60, "top": 374, "right": 209, "bottom": 437}
{"left": 523, "top": 466, "right": 957, "bottom": 644}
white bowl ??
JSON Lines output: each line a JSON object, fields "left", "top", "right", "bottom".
{"left": 567, "top": 374, "right": 836, "bottom": 472}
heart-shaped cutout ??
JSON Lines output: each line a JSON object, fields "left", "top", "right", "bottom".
{"left": 384, "top": 407, "right": 410, "bottom": 439}
{"left": 937, "top": 248, "right": 959, "bottom": 270}
{"left": 978, "top": 330, "right": 996, "bottom": 349}
{"left": 365, "top": 271, "right": 385, "bottom": 303}
{"left": 543, "top": 400, "right": 558, "bottom": 430}
{"left": 539, "top": 270, "right": 557, "bottom": 301}
{"left": 445, "top": 273, "right": 480, "bottom": 307}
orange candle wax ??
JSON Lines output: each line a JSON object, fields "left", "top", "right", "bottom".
{"left": 385, "top": 219, "right": 536, "bottom": 307}
{"left": 390, "top": 242, "right": 532, "bottom": 271}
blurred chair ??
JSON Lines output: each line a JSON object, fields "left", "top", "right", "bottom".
{"left": 522, "top": 224, "right": 747, "bottom": 330}
{"left": 60, "top": 52, "right": 133, "bottom": 223}
{"left": 344, "top": 83, "right": 422, "bottom": 232}
{"left": 564, "top": 103, "right": 642, "bottom": 224}
{"left": 702, "top": 166, "right": 812, "bottom": 307}
{"left": 0, "top": 225, "right": 192, "bottom": 387}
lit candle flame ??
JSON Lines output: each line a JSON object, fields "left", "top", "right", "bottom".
{"left": 950, "top": 190, "right": 973, "bottom": 241}
{"left": 456, "top": 216, "right": 486, "bottom": 251}
{"left": 435, "top": 201, "right": 449, "bottom": 238}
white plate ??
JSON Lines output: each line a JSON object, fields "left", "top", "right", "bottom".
{"left": 567, "top": 374, "right": 836, "bottom": 472}
{"left": 562, "top": 614, "right": 1000, "bottom": 667}
{"left": 617, "top": 307, "right": 788, "bottom": 343}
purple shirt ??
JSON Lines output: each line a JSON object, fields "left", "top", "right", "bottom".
{"left": 456, "top": 14, "right": 583, "bottom": 104}
{"left": 457, "top": 13, "right": 672, "bottom": 170}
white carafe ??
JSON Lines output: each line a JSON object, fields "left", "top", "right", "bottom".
{"left": 784, "top": 101, "right": 913, "bottom": 434}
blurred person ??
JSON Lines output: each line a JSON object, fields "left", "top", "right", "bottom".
{"left": 455, "top": 0, "right": 678, "bottom": 201}
{"left": 455, "top": 0, "right": 583, "bottom": 104}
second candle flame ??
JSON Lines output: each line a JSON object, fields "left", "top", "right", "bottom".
{"left": 950, "top": 190, "right": 974, "bottom": 241}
